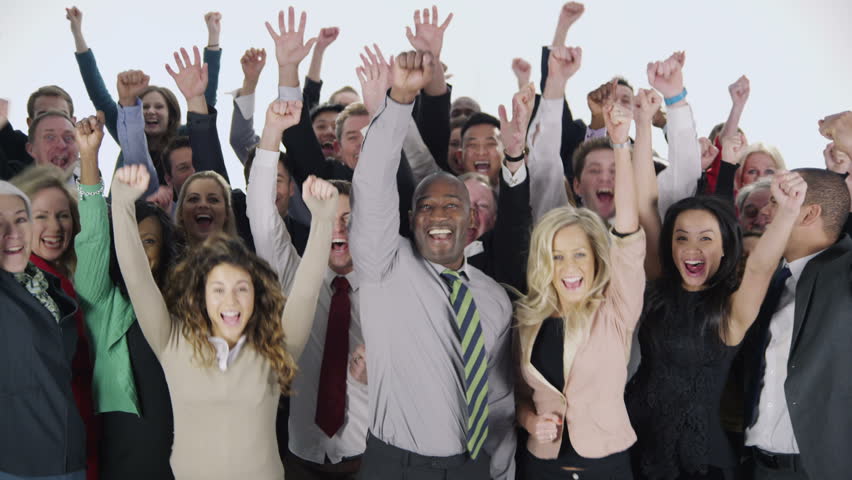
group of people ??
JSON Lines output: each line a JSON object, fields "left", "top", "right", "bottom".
{"left": 1, "top": 3, "right": 851, "bottom": 480}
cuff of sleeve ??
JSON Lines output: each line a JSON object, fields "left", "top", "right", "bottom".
{"left": 501, "top": 163, "right": 527, "bottom": 187}
{"left": 233, "top": 93, "right": 255, "bottom": 120}
{"left": 585, "top": 126, "right": 607, "bottom": 140}
{"left": 78, "top": 181, "right": 105, "bottom": 193}
{"left": 117, "top": 98, "right": 142, "bottom": 112}
{"left": 278, "top": 86, "right": 303, "bottom": 102}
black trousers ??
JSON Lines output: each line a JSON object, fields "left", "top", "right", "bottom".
{"left": 748, "top": 450, "right": 809, "bottom": 480}
{"left": 357, "top": 432, "right": 490, "bottom": 480}
{"left": 517, "top": 447, "right": 634, "bottom": 480}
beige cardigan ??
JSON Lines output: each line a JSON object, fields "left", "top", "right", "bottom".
{"left": 517, "top": 229, "right": 646, "bottom": 460}
{"left": 113, "top": 180, "right": 333, "bottom": 479}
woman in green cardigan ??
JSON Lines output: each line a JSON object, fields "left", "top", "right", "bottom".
{"left": 73, "top": 114, "right": 178, "bottom": 479}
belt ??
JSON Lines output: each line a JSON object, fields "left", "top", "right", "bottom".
{"left": 752, "top": 447, "right": 802, "bottom": 472}
{"left": 365, "top": 432, "right": 474, "bottom": 469}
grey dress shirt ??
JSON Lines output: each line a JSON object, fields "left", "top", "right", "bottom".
{"left": 350, "top": 95, "right": 516, "bottom": 479}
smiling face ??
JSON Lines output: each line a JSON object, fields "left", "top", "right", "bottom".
{"left": 336, "top": 114, "right": 369, "bottom": 169}
{"left": 166, "top": 146, "right": 195, "bottom": 196}
{"left": 30, "top": 187, "right": 74, "bottom": 264}
{"left": 27, "top": 115, "right": 78, "bottom": 171}
{"left": 329, "top": 194, "right": 352, "bottom": 275}
{"left": 672, "top": 209, "right": 724, "bottom": 291}
{"left": 142, "top": 91, "right": 170, "bottom": 137}
{"left": 614, "top": 84, "right": 634, "bottom": 112}
{"left": 312, "top": 111, "right": 339, "bottom": 158}
{"left": 739, "top": 188, "right": 771, "bottom": 233}
{"left": 205, "top": 262, "right": 254, "bottom": 347}
{"left": 573, "top": 149, "right": 616, "bottom": 220}
{"left": 138, "top": 215, "right": 163, "bottom": 272}
{"left": 0, "top": 195, "right": 32, "bottom": 273}
{"left": 180, "top": 178, "right": 227, "bottom": 244}
{"left": 275, "top": 162, "right": 293, "bottom": 217}
{"left": 463, "top": 178, "right": 496, "bottom": 243}
{"left": 461, "top": 123, "right": 502, "bottom": 184}
{"left": 739, "top": 152, "right": 777, "bottom": 188}
{"left": 410, "top": 176, "right": 474, "bottom": 270}
{"left": 551, "top": 224, "right": 596, "bottom": 306}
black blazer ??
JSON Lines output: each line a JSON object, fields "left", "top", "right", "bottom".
{"left": 0, "top": 269, "right": 85, "bottom": 476}
{"left": 745, "top": 234, "right": 852, "bottom": 479}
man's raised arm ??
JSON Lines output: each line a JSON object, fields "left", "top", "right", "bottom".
{"left": 351, "top": 51, "right": 433, "bottom": 281}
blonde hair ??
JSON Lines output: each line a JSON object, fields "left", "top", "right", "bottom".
{"left": 735, "top": 142, "right": 786, "bottom": 189}
{"left": 11, "top": 165, "right": 80, "bottom": 276}
{"left": 515, "top": 207, "right": 612, "bottom": 375}
{"left": 335, "top": 102, "right": 369, "bottom": 142}
{"left": 174, "top": 170, "right": 237, "bottom": 245}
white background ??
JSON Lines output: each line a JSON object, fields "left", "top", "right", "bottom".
{"left": 3, "top": 0, "right": 851, "bottom": 189}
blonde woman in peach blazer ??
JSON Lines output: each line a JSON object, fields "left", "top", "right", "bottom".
{"left": 515, "top": 88, "right": 656, "bottom": 479}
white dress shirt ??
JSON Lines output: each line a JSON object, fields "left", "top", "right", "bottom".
{"left": 208, "top": 335, "right": 247, "bottom": 372}
{"left": 745, "top": 249, "right": 825, "bottom": 453}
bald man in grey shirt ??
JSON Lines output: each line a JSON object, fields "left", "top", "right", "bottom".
{"left": 350, "top": 51, "right": 516, "bottom": 480}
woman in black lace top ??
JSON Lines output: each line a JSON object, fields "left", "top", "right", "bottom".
{"left": 627, "top": 169, "right": 807, "bottom": 479}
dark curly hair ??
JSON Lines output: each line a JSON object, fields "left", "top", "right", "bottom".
{"left": 163, "top": 233, "right": 297, "bottom": 394}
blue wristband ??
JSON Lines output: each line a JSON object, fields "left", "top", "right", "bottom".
{"left": 664, "top": 88, "right": 687, "bottom": 106}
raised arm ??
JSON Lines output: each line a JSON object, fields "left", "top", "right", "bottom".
{"left": 406, "top": 6, "right": 452, "bottom": 98}
{"left": 116, "top": 70, "right": 160, "bottom": 199}
{"left": 67, "top": 6, "right": 119, "bottom": 141}
{"left": 719, "top": 75, "right": 750, "bottom": 143}
{"left": 282, "top": 176, "right": 336, "bottom": 360}
{"left": 350, "top": 51, "right": 432, "bottom": 280}
{"left": 632, "top": 88, "right": 663, "bottom": 279}
{"left": 649, "top": 51, "right": 702, "bottom": 218}
{"left": 551, "top": 2, "right": 585, "bottom": 48}
{"left": 529, "top": 45, "right": 581, "bottom": 219}
{"left": 202, "top": 12, "right": 222, "bottom": 107}
{"left": 112, "top": 165, "right": 172, "bottom": 356}
{"left": 229, "top": 48, "right": 265, "bottom": 164}
{"left": 606, "top": 87, "right": 639, "bottom": 235}
{"left": 305, "top": 26, "right": 339, "bottom": 110}
{"left": 247, "top": 100, "right": 304, "bottom": 293}
{"left": 727, "top": 172, "right": 805, "bottom": 345}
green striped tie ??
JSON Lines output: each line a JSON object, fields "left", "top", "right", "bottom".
{"left": 441, "top": 269, "right": 489, "bottom": 460}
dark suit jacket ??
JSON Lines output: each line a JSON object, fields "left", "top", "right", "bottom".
{"left": 745, "top": 234, "right": 852, "bottom": 479}
{"left": 0, "top": 268, "right": 85, "bottom": 476}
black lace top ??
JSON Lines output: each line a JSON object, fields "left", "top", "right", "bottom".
{"left": 626, "top": 289, "right": 740, "bottom": 479}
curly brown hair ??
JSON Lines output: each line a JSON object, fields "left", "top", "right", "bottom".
{"left": 164, "top": 233, "right": 297, "bottom": 394}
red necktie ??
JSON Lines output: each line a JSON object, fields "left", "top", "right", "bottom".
{"left": 315, "top": 276, "right": 351, "bottom": 437}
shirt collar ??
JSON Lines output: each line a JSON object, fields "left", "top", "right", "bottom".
{"left": 784, "top": 248, "right": 828, "bottom": 282}
{"left": 464, "top": 240, "right": 484, "bottom": 259}
{"left": 208, "top": 335, "right": 247, "bottom": 372}
{"left": 426, "top": 257, "right": 472, "bottom": 281}
{"left": 324, "top": 267, "right": 360, "bottom": 292}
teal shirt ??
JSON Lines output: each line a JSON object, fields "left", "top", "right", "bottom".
{"left": 73, "top": 183, "right": 140, "bottom": 415}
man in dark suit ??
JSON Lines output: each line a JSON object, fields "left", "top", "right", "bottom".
{"left": 744, "top": 167, "right": 852, "bottom": 479}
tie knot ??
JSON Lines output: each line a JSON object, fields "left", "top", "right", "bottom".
{"left": 779, "top": 266, "right": 792, "bottom": 282}
{"left": 332, "top": 276, "right": 350, "bottom": 292}
{"left": 441, "top": 269, "right": 462, "bottom": 284}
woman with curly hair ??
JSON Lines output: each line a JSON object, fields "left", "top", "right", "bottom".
{"left": 112, "top": 138, "right": 336, "bottom": 480}
{"left": 514, "top": 87, "right": 647, "bottom": 479}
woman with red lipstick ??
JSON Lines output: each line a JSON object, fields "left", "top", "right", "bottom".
{"left": 11, "top": 165, "right": 101, "bottom": 480}
{"left": 626, "top": 120, "right": 807, "bottom": 480}
{"left": 514, "top": 83, "right": 646, "bottom": 479}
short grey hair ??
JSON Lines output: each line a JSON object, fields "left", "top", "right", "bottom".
{"left": 0, "top": 180, "right": 32, "bottom": 219}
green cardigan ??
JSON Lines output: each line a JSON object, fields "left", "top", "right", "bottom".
{"left": 73, "top": 183, "right": 139, "bottom": 415}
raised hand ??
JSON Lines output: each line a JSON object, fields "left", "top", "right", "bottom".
{"left": 770, "top": 171, "right": 807, "bottom": 215}
{"left": 824, "top": 142, "right": 852, "bottom": 175}
{"left": 498, "top": 83, "right": 535, "bottom": 158}
{"left": 389, "top": 50, "right": 434, "bottom": 104}
{"left": 720, "top": 131, "right": 746, "bottom": 165}
{"left": 356, "top": 44, "right": 391, "bottom": 116}
{"left": 265, "top": 7, "right": 317, "bottom": 67}
{"left": 633, "top": 88, "right": 662, "bottom": 126}
{"left": 114, "top": 164, "right": 151, "bottom": 200}
{"left": 0, "top": 99, "right": 7, "bottom": 130}
{"left": 729, "top": 75, "right": 750, "bottom": 107}
{"left": 65, "top": 6, "right": 83, "bottom": 34}
{"left": 558, "top": 2, "right": 585, "bottom": 29}
{"left": 204, "top": 12, "right": 222, "bottom": 48}
{"left": 264, "top": 99, "right": 303, "bottom": 136}
{"left": 699, "top": 137, "right": 720, "bottom": 170}
{"left": 146, "top": 186, "right": 174, "bottom": 211}
{"left": 586, "top": 82, "right": 612, "bottom": 118}
{"left": 647, "top": 51, "right": 686, "bottom": 99}
{"left": 405, "top": 6, "right": 453, "bottom": 59}
{"left": 818, "top": 111, "right": 852, "bottom": 158}
{"left": 302, "top": 175, "right": 339, "bottom": 220}
{"left": 74, "top": 111, "right": 105, "bottom": 156}
{"left": 349, "top": 344, "right": 367, "bottom": 384}
{"left": 546, "top": 46, "right": 582, "bottom": 92}
{"left": 512, "top": 58, "right": 532, "bottom": 90}
{"left": 315, "top": 27, "right": 340, "bottom": 51}
{"left": 604, "top": 81, "right": 633, "bottom": 144}
{"left": 165, "top": 46, "right": 209, "bottom": 102}
{"left": 240, "top": 48, "right": 266, "bottom": 95}
{"left": 117, "top": 70, "right": 150, "bottom": 107}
